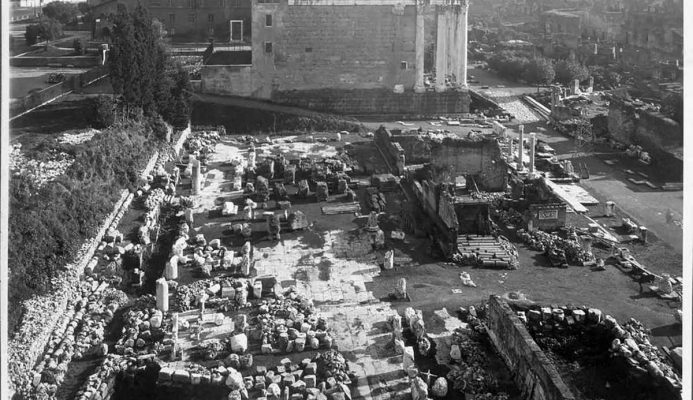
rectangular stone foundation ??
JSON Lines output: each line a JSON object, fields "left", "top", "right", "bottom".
{"left": 269, "top": 88, "right": 471, "bottom": 117}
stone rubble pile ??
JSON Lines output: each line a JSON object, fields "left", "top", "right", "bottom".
{"left": 74, "top": 354, "right": 127, "bottom": 400}
{"left": 173, "top": 278, "right": 254, "bottom": 312}
{"left": 58, "top": 129, "right": 100, "bottom": 145}
{"left": 10, "top": 144, "right": 75, "bottom": 188}
{"left": 256, "top": 288, "right": 334, "bottom": 354}
{"left": 611, "top": 318, "right": 681, "bottom": 388}
{"left": 29, "top": 279, "right": 128, "bottom": 400}
{"left": 517, "top": 229, "right": 593, "bottom": 265}
{"left": 185, "top": 131, "right": 221, "bottom": 162}
{"left": 113, "top": 295, "right": 171, "bottom": 358}
{"left": 158, "top": 349, "right": 353, "bottom": 400}
{"left": 520, "top": 306, "right": 681, "bottom": 390}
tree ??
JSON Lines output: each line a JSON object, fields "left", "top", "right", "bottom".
{"left": 25, "top": 17, "right": 63, "bottom": 45}
{"left": 661, "top": 93, "right": 683, "bottom": 124}
{"left": 90, "top": 95, "right": 116, "bottom": 128}
{"left": 522, "top": 57, "right": 555, "bottom": 85}
{"left": 555, "top": 59, "right": 589, "bottom": 86}
{"left": 42, "top": 1, "right": 80, "bottom": 25}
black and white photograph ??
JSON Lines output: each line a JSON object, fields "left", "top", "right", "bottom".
{"left": 1, "top": 1, "right": 690, "bottom": 400}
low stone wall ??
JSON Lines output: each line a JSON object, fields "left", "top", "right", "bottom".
{"left": 11, "top": 56, "right": 101, "bottom": 68}
{"left": 486, "top": 296, "right": 576, "bottom": 400}
{"left": 8, "top": 144, "right": 164, "bottom": 397}
{"left": 269, "top": 88, "right": 471, "bottom": 117}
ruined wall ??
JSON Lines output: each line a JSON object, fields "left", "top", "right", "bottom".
{"left": 486, "top": 296, "right": 577, "bottom": 400}
{"left": 252, "top": 1, "right": 417, "bottom": 96}
{"left": 392, "top": 134, "right": 431, "bottom": 164}
{"left": 269, "top": 89, "right": 471, "bottom": 116}
{"left": 607, "top": 98, "right": 683, "bottom": 168}
{"left": 200, "top": 65, "right": 256, "bottom": 97}
{"left": 429, "top": 138, "right": 507, "bottom": 191}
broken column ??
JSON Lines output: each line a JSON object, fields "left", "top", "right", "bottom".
{"left": 572, "top": 79, "right": 580, "bottom": 95}
{"left": 605, "top": 201, "right": 615, "bottom": 217}
{"left": 191, "top": 157, "right": 201, "bottom": 195}
{"left": 248, "top": 149, "right": 256, "bottom": 170}
{"left": 156, "top": 278, "right": 169, "bottom": 312}
{"left": 164, "top": 255, "right": 179, "bottom": 280}
{"left": 529, "top": 132, "right": 536, "bottom": 173}
{"left": 588, "top": 76, "right": 594, "bottom": 93}
{"left": 517, "top": 125, "right": 524, "bottom": 170}
{"left": 639, "top": 226, "right": 648, "bottom": 243}
{"left": 435, "top": 5, "right": 448, "bottom": 92}
{"left": 383, "top": 249, "right": 394, "bottom": 270}
{"left": 414, "top": 3, "right": 426, "bottom": 92}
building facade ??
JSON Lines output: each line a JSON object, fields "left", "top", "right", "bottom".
{"left": 89, "top": 0, "right": 252, "bottom": 42}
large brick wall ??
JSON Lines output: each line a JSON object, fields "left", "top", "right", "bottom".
{"left": 270, "top": 88, "right": 470, "bottom": 116}
{"left": 200, "top": 65, "right": 256, "bottom": 97}
{"left": 429, "top": 137, "right": 508, "bottom": 191}
{"left": 252, "top": 1, "right": 420, "bottom": 94}
{"left": 486, "top": 296, "right": 577, "bottom": 400}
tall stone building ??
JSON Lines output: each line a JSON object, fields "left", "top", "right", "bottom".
{"left": 202, "top": 0, "right": 472, "bottom": 116}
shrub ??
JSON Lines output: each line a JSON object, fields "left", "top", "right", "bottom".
{"left": 73, "top": 38, "right": 85, "bottom": 55}
{"left": 24, "top": 24, "right": 41, "bottom": 46}
{"left": 42, "top": 1, "right": 79, "bottom": 25}
{"left": 90, "top": 95, "right": 115, "bottom": 128}
{"left": 146, "top": 114, "right": 170, "bottom": 141}
{"left": 9, "top": 121, "right": 162, "bottom": 334}
{"left": 555, "top": 59, "right": 590, "bottom": 86}
{"left": 522, "top": 57, "right": 555, "bottom": 85}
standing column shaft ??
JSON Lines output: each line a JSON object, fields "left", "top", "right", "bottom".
{"left": 458, "top": 1, "right": 469, "bottom": 87}
{"left": 435, "top": 6, "right": 448, "bottom": 92}
{"left": 529, "top": 133, "right": 536, "bottom": 173}
{"left": 447, "top": 8, "right": 456, "bottom": 82}
{"left": 518, "top": 125, "right": 524, "bottom": 170}
{"left": 414, "top": 5, "right": 425, "bottom": 93}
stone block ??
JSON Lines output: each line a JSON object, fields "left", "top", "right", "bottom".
{"left": 262, "top": 344, "right": 274, "bottom": 354}
{"left": 540, "top": 307, "right": 552, "bottom": 321}
{"left": 304, "top": 374, "right": 316, "bottom": 388}
{"left": 587, "top": 308, "right": 602, "bottom": 323}
{"left": 283, "top": 373, "right": 296, "bottom": 387}
{"left": 158, "top": 367, "right": 173, "bottom": 382}
{"left": 191, "top": 372, "right": 202, "bottom": 385}
{"left": 172, "top": 370, "right": 190, "bottom": 383}
{"left": 572, "top": 309, "right": 585, "bottom": 322}
{"left": 305, "top": 362, "right": 317, "bottom": 375}
{"left": 256, "top": 366, "right": 268, "bottom": 375}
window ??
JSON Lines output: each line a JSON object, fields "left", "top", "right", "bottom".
{"left": 189, "top": 13, "right": 197, "bottom": 23}
{"left": 169, "top": 14, "right": 175, "bottom": 27}
{"left": 219, "top": 0, "right": 225, "bottom": 6}
{"left": 265, "top": 42, "right": 273, "bottom": 53}
{"left": 305, "top": 47, "right": 312, "bottom": 53}
{"left": 266, "top": 14, "right": 272, "bottom": 27}
{"left": 400, "top": 61, "right": 408, "bottom": 70}
{"left": 230, "top": 20, "right": 243, "bottom": 41}
{"left": 208, "top": 14, "right": 214, "bottom": 22}
{"left": 188, "top": 0, "right": 195, "bottom": 8}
